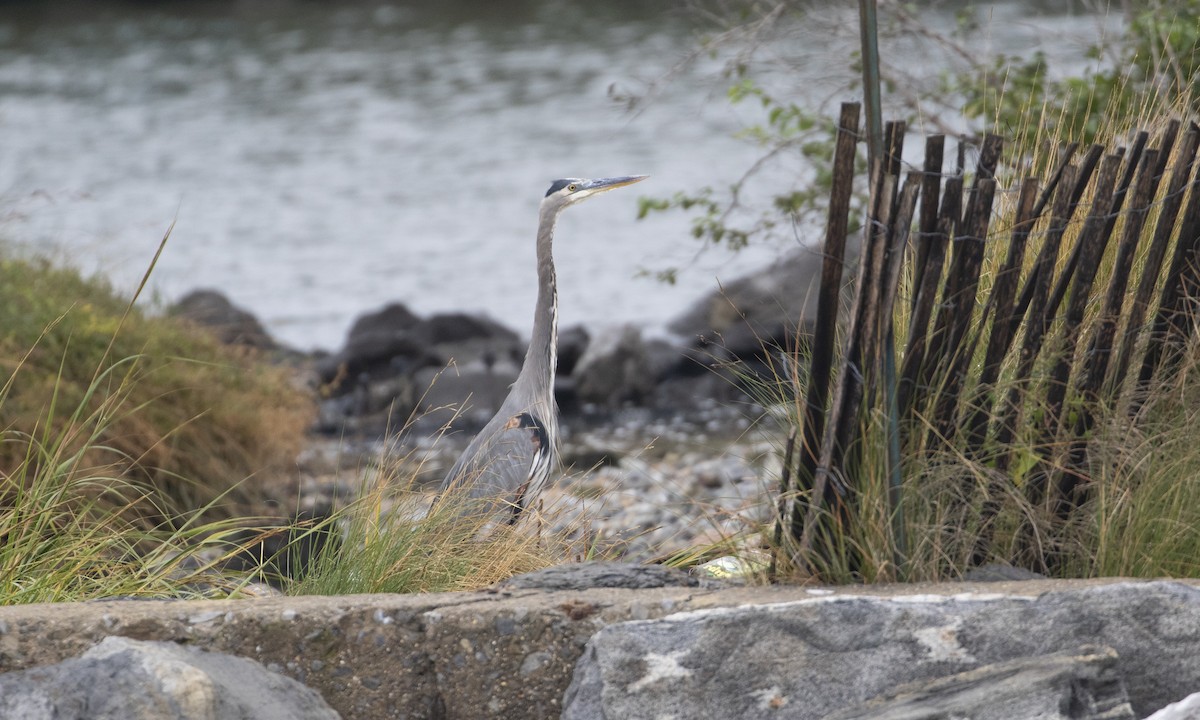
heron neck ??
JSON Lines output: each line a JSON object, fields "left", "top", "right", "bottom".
{"left": 514, "top": 203, "right": 558, "bottom": 406}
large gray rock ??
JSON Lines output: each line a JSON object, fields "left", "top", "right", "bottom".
{"left": 318, "top": 301, "right": 434, "bottom": 390}
{"left": 0, "top": 636, "right": 340, "bottom": 720}
{"left": 668, "top": 244, "right": 857, "bottom": 357}
{"left": 562, "top": 582, "right": 1200, "bottom": 720}
{"left": 829, "top": 646, "right": 1133, "bottom": 720}
{"left": 1, "top": 580, "right": 1195, "bottom": 720}
{"left": 1147, "top": 691, "right": 1200, "bottom": 719}
{"left": 573, "top": 325, "right": 656, "bottom": 408}
{"left": 315, "top": 303, "right": 525, "bottom": 434}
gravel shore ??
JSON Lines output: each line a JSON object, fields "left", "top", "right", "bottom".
{"left": 286, "top": 406, "right": 786, "bottom": 564}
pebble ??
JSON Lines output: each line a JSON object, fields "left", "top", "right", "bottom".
{"left": 292, "top": 414, "right": 786, "bottom": 564}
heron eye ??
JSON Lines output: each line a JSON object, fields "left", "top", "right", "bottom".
{"left": 567, "top": 183, "right": 578, "bottom": 192}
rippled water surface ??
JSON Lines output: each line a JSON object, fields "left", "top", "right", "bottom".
{"left": 0, "top": 1, "right": 1115, "bottom": 350}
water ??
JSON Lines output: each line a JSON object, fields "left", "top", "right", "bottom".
{"left": 0, "top": 1, "right": 1117, "bottom": 351}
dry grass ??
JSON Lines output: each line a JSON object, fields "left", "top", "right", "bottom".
{"left": 0, "top": 230, "right": 315, "bottom": 603}
{"left": 285, "top": 384, "right": 614, "bottom": 596}
{"left": 684, "top": 73, "right": 1200, "bottom": 584}
{"left": 0, "top": 253, "right": 313, "bottom": 525}
{"left": 715, "top": 334, "right": 1200, "bottom": 586}
{"left": 0, "top": 351, "right": 283, "bottom": 604}
{"left": 287, "top": 439, "right": 597, "bottom": 595}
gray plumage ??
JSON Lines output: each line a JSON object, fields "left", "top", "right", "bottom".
{"left": 436, "top": 175, "right": 648, "bottom": 521}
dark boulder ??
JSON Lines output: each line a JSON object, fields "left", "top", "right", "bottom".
{"left": 668, "top": 241, "right": 859, "bottom": 360}
{"left": 573, "top": 325, "right": 656, "bottom": 408}
{"left": 411, "top": 312, "right": 516, "bottom": 347}
{"left": 316, "top": 303, "right": 528, "bottom": 436}
{"left": 318, "top": 302, "right": 435, "bottom": 390}
{"left": 410, "top": 364, "right": 518, "bottom": 433}
{"left": 313, "top": 370, "right": 418, "bottom": 435}
{"left": 170, "top": 289, "right": 276, "bottom": 351}
{"left": 557, "top": 324, "right": 591, "bottom": 377}
{"left": 347, "top": 301, "right": 421, "bottom": 339}
{"left": 404, "top": 313, "right": 524, "bottom": 432}
{"left": 410, "top": 312, "right": 522, "bottom": 373}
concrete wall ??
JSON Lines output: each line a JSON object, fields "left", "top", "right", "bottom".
{"left": 0, "top": 578, "right": 1185, "bottom": 719}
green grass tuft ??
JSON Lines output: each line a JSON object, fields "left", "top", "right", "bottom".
{"left": 0, "top": 254, "right": 313, "bottom": 525}
{"left": 0, "top": 235, "right": 315, "bottom": 603}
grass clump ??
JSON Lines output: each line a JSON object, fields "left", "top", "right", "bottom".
{"left": 0, "top": 354, "right": 270, "bottom": 603}
{"left": 0, "top": 236, "right": 318, "bottom": 603}
{"left": 0, "top": 255, "right": 313, "bottom": 525}
{"left": 708, "top": 340, "right": 1200, "bottom": 587}
{"left": 290, "top": 439, "right": 592, "bottom": 596}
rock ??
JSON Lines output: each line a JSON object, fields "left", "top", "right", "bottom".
{"left": 557, "top": 324, "right": 591, "bottom": 377}
{"left": 317, "top": 304, "right": 525, "bottom": 434}
{"left": 0, "top": 636, "right": 340, "bottom": 720}
{"left": 495, "top": 562, "right": 718, "bottom": 591}
{"left": 3, "top": 579, "right": 1200, "bottom": 720}
{"left": 347, "top": 301, "right": 422, "bottom": 340}
{"left": 668, "top": 242, "right": 859, "bottom": 359}
{"left": 963, "top": 562, "right": 1048, "bottom": 583}
{"left": 562, "top": 581, "right": 1200, "bottom": 720}
{"left": 1147, "top": 691, "right": 1200, "bottom": 719}
{"left": 411, "top": 312, "right": 519, "bottom": 351}
{"left": 313, "top": 375, "right": 418, "bottom": 436}
{"left": 412, "top": 312, "right": 524, "bottom": 380}
{"left": 410, "top": 364, "right": 518, "bottom": 432}
{"left": 317, "top": 301, "right": 437, "bottom": 392}
{"left": 573, "top": 324, "right": 656, "bottom": 408}
{"left": 170, "top": 289, "right": 276, "bottom": 350}
{"left": 828, "top": 645, "right": 1133, "bottom": 720}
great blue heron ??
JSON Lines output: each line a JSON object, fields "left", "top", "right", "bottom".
{"left": 435, "top": 175, "right": 648, "bottom": 521}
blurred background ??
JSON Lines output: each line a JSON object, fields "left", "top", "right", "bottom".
{"left": 0, "top": 0, "right": 1115, "bottom": 351}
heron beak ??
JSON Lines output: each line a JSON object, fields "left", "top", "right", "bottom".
{"left": 579, "top": 175, "right": 649, "bottom": 193}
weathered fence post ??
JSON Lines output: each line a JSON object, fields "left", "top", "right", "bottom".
{"left": 927, "top": 135, "right": 1003, "bottom": 446}
{"left": 898, "top": 137, "right": 948, "bottom": 420}
{"left": 1112, "top": 125, "right": 1200, "bottom": 401}
{"left": 965, "top": 176, "right": 1038, "bottom": 567}
{"left": 964, "top": 177, "right": 1039, "bottom": 455}
{"left": 779, "top": 110, "right": 1200, "bottom": 582}
{"left": 993, "top": 154, "right": 1091, "bottom": 472}
{"left": 903, "top": 145, "right": 963, "bottom": 427}
{"left": 1134, "top": 123, "right": 1200, "bottom": 405}
{"left": 796, "top": 120, "right": 906, "bottom": 571}
{"left": 785, "top": 101, "right": 861, "bottom": 563}
{"left": 1058, "top": 148, "right": 1163, "bottom": 518}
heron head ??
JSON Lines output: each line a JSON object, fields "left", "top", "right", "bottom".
{"left": 543, "top": 175, "right": 648, "bottom": 210}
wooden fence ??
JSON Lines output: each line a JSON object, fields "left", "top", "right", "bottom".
{"left": 779, "top": 101, "right": 1200, "bottom": 575}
